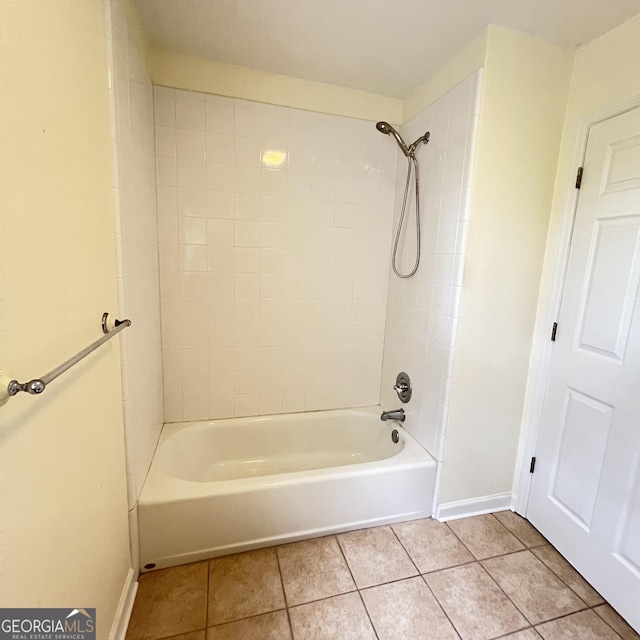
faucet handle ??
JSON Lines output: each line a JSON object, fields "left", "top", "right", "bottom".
{"left": 393, "top": 372, "right": 412, "bottom": 403}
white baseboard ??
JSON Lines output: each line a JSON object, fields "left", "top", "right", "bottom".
{"left": 108, "top": 567, "right": 138, "bottom": 640}
{"left": 435, "top": 493, "right": 513, "bottom": 522}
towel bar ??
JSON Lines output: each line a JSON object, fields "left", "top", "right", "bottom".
{"left": 2, "top": 313, "right": 131, "bottom": 404}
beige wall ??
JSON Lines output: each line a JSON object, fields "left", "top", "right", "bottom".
{"left": 536, "top": 12, "right": 640, "bottom": 309}
{"left": 438, "top": 27, "right": 574, "bottom": 506}
{"left": 0, "top": 0, "right": 132, "bottom": 634}
{"left": 516, "top": 14, "right": 640, "bottom": 500}
{"left": 403, "top": 29, "right": 488, "bottom": 122}
{"left": 149, "top": 49, "right": 403, "bottom": 124}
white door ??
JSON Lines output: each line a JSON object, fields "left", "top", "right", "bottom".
{"left": 527, "top": 106, "right": 640, "bottom": 633}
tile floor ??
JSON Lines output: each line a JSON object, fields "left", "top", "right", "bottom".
{"left": 125, "top": 512, "right": 639, "bottom": 640}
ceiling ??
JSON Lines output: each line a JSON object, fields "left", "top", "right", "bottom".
{"left": 132, "top": 0, "right": 639, "bottom": 98}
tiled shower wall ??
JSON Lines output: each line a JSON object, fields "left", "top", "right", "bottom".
{"left": 380, "top": 72, "right": 481, "bottom": 461}
{"left": 107, "top": 0, "right": 164, "bottom": 567}
{"left": 154, "top": 89, "right": 398, "bottom": 421}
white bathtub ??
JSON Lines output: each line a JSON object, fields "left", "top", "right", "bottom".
{"left": 138, "top": 406, "right": 436, "bottom": 570}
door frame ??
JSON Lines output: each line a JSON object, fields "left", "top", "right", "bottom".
{"left": 513, "top": 93, "right": 640, "bottom": 516}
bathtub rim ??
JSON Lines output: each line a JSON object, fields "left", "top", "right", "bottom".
{"left": 139, "top": 405, "right": 434, "bottom": 505}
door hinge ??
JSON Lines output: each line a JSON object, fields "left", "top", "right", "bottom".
{"left": 529, "top": 456, "right": 537, "bottom": 474}
{"left": 551, "top": 322, "right": 558, "bottom": 341}
{"left": 575, "top": 166, "right": 584, "bottom": 189}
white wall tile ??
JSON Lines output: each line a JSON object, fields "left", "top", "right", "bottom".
{"left": 379, "top": 71, "right": 480, "bottom": 461}
{"left": 234, "top": 166, "right": 261, "bottom": 194}
{"left": 235, "top": 103, "right": 262, "bottom": 137}
{"left": 207, "top": 190, "right": 234, "bottom": 219}
{"left": 154, "top": 87, "right": 175, "bottom": 127}
{"left": 206, "top": 101, "right": 235, "bottom": 135}
{"left": 155, "top": 126, "right": 176, "bottom": 157}
{"left": 175, "top": 90, "right": 205, "bottom": 131}
{"left": 176, "top": 128, "right": 206, "bottom": 160}
{"left": 109, "top": 1, "right": 164, "bottom": 562}
{"left": 262, "top": 105, "right": 289, "bottom": 141}
{"left": 235, "top": 136, "right": 261, "bottom": 166}
{"left": 157, "top": 92, "right": 398, "bottom": 419}
{"left": 207, "top": 133, "right": 235, "bottom": 164}
{"left": 262, "top": 169, "right": 287, "bottom": 198}
{"left": 207, "top": 163, "right": 235, "bottom": 192}
{"left": 177, "top": 158, "right": 206, "bottom": 189}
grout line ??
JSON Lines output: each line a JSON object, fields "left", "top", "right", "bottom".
{"left": 273, "top": 544, "right": 289, "bottom": 607}
{"left": 532, "top": 607, "right": 625, "bottom": 637}
{"left": 356, "top": 590, "right": 381, "bottom": 640}
{"left": 335, "top": 532, "right": 359, "bottom": 588}
{"left": 272, "top": 544, "right": 296, "bottom": 639}
{"left": 474, "top": 560, "right": 532, "bottom": 627}
{"left": 487, "top": 512, "right": 534, "bottom": 548}
{"left": 489, "top": 626, "right": 540, "bottom": 640}
{"left": 388, "top": 523, "right": 421, "bottom": 576}
{"left": 590, "top": 605, "right": 631, "bottom": 640}
{"left": 492, "top": 512, "right": 550, "bottom": 550}
{"left": 479, "top": 555, "right": 592, "bottom": 626}
{"left": 205, "top": 608, "right": 290, "bottom": 632}
{"left": 443, "top": 518, "right": 477, "bottom": 559}
{"left": 286, "top": 587, "right": 360, "bottom": 609}
{"left": 527, "top": 546, "right": 605, "bottom": 608}
{"left": 418, "top": 573, "right": 463, "bottom": 640}
{"left": 204, "top": 559, "right": 210, "bottom": 632}
{"left": 334, "top": 533, "right": 381, "bottom": 640}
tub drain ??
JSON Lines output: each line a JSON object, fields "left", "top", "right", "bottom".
{"left": 391, "top": 429, "right": 399, "bottom": 444}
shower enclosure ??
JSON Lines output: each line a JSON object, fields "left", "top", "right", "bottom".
{"left": 107, "top": 0, "right": 481, "bottom": 567}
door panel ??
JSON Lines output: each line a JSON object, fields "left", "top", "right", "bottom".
{"left": 550, "top": 388, "right": 612, "bottom": 531}
{"left": 618, "top": 468, "right": 640, "bottom": 573}
{"left": 577, "top": 216, "right": 640, "bottom": 359}
{"left": 602, "top": 135, "right": 640, "bottom": 193}
{"left": 527, "top": 106, "right": 640, "bottom": 633}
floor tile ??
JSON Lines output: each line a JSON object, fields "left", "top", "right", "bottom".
{"left": 482, "top": 551, "right": 585, "bottom": 624}
{"left": 361, "top": 576, "right": 459, "bottom": 640}
{"left": 126, "top": 562, "right": 208, "bottom": 640}
{"left": 207, "top": 611, "right": 292, "bottom": 640}
{"left": 447, "top": 515, "right": 525, "bottom": 560}
{"left": 499, "top": 631, "right": 541, "bottom": 639}
{"left": 493, "top": 511, "right": 547, "bottom": 548}
{"left": 288, "top": 592, "right": 376, "bottom": 640}
{"left": 594, "top": 604, "right": 640, "bottom": 640}
{"left": 277, "top": 536, "right": 355, "bottom": 606}
{"left": 159, "top": 633, "right": 205, "bottom": 640}
{"left": 424, "top": 562, "right": 528, "bottom": 640}
{"left": 208, "top": 548, "right": 286, "bottom": 626}
{"left": 531, "top": 545, "right": 604, "bottom": 606}
{"left": 536, "top": 609, "right": 622, "bottom": 639}
{"left": 337, "top": 526, "right": 418, "bottom": 588}
{"left": 392, "top": 517, "right": 474, "bottom": 573}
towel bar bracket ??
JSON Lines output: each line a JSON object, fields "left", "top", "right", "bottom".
{"left": 7, "top": 379, "right": 46, "bottom": 396}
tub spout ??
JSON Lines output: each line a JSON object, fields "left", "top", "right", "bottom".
{"left": 381, "top": 408, "right": 405, "bottom": 422}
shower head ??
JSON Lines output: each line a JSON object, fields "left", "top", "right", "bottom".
{"left": 375, "top": 121, "right": 395, "bottom": 135}
{"left": 376, "top": 121, "right": 410, "bottom": 157}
